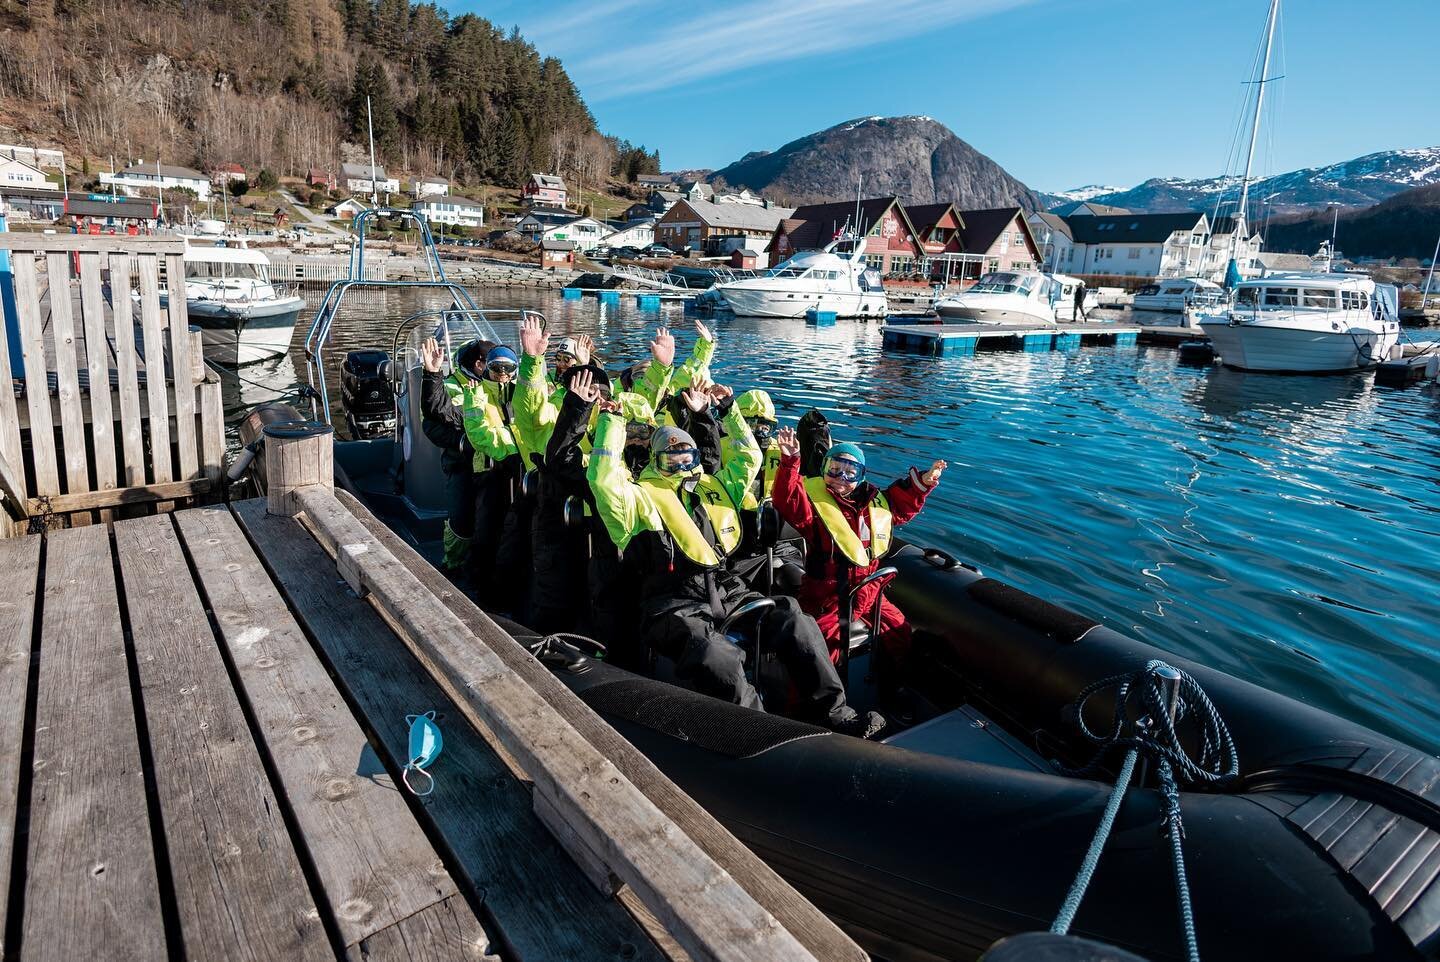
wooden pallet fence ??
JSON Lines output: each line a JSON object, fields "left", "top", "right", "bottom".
{"left": 0, "top": 234, "right": 225, "bottom": 532}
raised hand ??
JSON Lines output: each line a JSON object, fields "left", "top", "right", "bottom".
{"left": 706, "top": 382, "right": 733, "bottom": 402}
{"left": 421, "top": 336, "right": 444, "bottom": 373}
{"left": 518, "top": 315, "right": 549, "bottom": 358}
{"left": 680, "top": 386, "right": 710, "bottom": 413}
{"left": 573, "top": 333, "right": 595, "bottom": 366}
{"left": 570, "top": 368, "right": 600, "bottom": 404}
{"left": 922, "top": 459, "right": 948, "bottom": 486}
{"left": 776, "top": 426, "right": 799, "bottom": 459}
{"left": 693, "top": 318, "right": 713, "bottom": 342}
{"left": 650, "top": 326, "right": 675, "bottom": 367}
{"left": 596, "top": 397, "right": 623, "bottom": 415}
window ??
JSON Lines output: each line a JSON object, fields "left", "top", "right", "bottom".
{"left": 1341, "top": 291, "right": 1371, "bottom": 311}
{"left": 1302, "top": 288, "right": 1338, "bottom": 309}
{"left": 1128, "top": 248, "right": 1141, "bottom": 259}
{"left": 1264, "top": 288, "right": 1299, "bottom": 307}
{"left": 1237, "top": 287, "right": 1260, "bottom": 306}
{"left": 1013, "top": 231, "right": 1024, "bottom": 245}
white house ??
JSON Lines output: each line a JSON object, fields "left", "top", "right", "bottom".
{"left": 1026, "top": 211, "right": 1073, "bottom": 272}
{"left": 341, "top": 162, "right": 399, "bottom": 197}
{"left": 517, "top": 212, "right": 607, "bottom": 251}
{"left": 0, "top": 157, "right": 57, "bottom": 191}
{"left": 101, "top": 161, "right": 212, "bottom": 200}
{"left": 325, "top": 197, "right": 371, "bottom": 220}
{"left": 0, "top": 145, "right": 63, "bottom": 169}
{"left": 412, "top": 176, "right": 449, "bottom": 198}
{"left": 412, "top": 195, "right": 484, "bottom": 229}
{"left": 601, "top": 218, "right": 656, "bottom": 249}
{"left": 1201, "top": 214, "right": 1264, "bottom": 279}
{"left": 1063, "top": 211, "right": 1210, "bottom": 279}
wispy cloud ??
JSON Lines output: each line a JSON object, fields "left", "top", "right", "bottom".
{"left": 519, "top": 0, "right": 1038, "bottom": 101}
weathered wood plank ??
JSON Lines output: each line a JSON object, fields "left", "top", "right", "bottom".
{"left": 165, "top": 252, "right": 199, "bottom": 481}
{"left": 174, "top": 506, "right": 484, "bottom": 951}
{"left": 235, "top": 499, "right": 665, "bottom": 962}
{"left": 346, "top": 895, "right": 498, "bottom": 962}
{"left": 23, "top": 524, "right": 167, "bottom": 961}
{"left": 27, "top": 477, "right": 211, "bottom": 516}
{"left": 107, "top": 253, "right": 146, "bottom": 486}
{"left": 336, "top": 488, "right": 867, "bottom": 962}
{"left": 12, "top": 253, "right": 60, "bottom": 497}
{"left": 0, "top": 536, "right": 40, "bottom": 956}
{"left": 0, "top": 285, "right": 24, "bottom": 507}
{"left": 77, "top": 251, "right": 117, "bottom": 495}
{"left": 296, "top": 486, "right": 822, "bottom": 962}
{"left": 113, "top": 515, "right": 333, "bottom": 962}
{"left": 0, "top": 234, "right": 183, "bottom": 253}
{"left": 199, "top": 378, "right": 224, "bottom": 485}
{"left": 136, "top": 255, "right": 172, "bottom": 484}
{"left": 0, "top": 450, "right": 26, "bottom": 521}
{"left": 44, "top": 253, "right": 90, "bottom": 501}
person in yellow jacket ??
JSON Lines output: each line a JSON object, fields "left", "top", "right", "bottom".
{"left": 622, "top": 321, "right": 716, "bottom": 427}
{"left": 419, "top": 335, "right": 491, "bottom": 574}
{"left": 461, "top": 342, "right": 539, "bottom": 616}
{"left": 586, "top": 384, "right": 882, "bottom": 735}
{"left": 717, "top": 388, "right": 804, "bottom": 594}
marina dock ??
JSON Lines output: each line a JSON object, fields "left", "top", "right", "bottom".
{"left": 0, "top": 233, "right": 865, "bottom": 962}
{"left": 883, "top": 320, "right": 1140, "bottom": 356}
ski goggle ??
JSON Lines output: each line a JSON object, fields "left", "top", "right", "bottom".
{"left": 747, "top": 417, "right": 777, "bottom": 441}
{"left": 626, "top": 421, "right": 655, "bottom": 444}
{"left": 554, "top": 350, "right": 576, "bottom": 365}
{"left": 655, "top": 446, "right": 700, "bottom": 473}
{"left": 486, "top": 359, "right": 518, "bottom": 377}
{"left": 824, "top": 457, "right": 865, "bottom": 483}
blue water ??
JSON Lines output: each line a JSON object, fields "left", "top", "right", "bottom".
{"left": 245, "top": 288, "right": 1440, "bottom": 753}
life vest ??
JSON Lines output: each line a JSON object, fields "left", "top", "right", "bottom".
{"left": 637, "top": 473, "right": 743, "bottom": 568}
{"left": 468, "top": 379, "right": 541, "bottom": 468}
{"left": 803, "top": 476, "right": 892, "bottom": 567}
{"left": 723, "top": 438, "right": 782, "bottom": 509}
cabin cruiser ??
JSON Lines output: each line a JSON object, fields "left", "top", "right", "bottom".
{"left": 933, "top": 270, "right": 1079, "bottom": 326}
{"left": 1199, "top": 272, "right": 1401, "bottom": 373}
{"left": 711, "top": 237, "right": 887, "bottom": 319}
{"left": 1132, "top": 277, "right": 1228, "bottom": 313}
{"left": 168, "top": 236, "right": 305, "bottom": 365}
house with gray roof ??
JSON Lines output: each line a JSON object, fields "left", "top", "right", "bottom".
{"left": 656, "top": 198, "right": 794, "bottom": 264}
{"left": 101, "top": 161, "right": 212, "bottom": 200}
{"left": 341, "top": 162, "right": 399, "bottom": 196}
{"left": 523, "top": 173, "right": 568, "bottom": 208}
{"left": 1063, "top": 211, "right": 1210, "bottom": 278}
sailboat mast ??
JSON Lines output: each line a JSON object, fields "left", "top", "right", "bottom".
{"left": 1234, "top": 0, "right": 1279, "bottom": 263}
{"left": 366, "top": 95, "right": 379, "bottom": 207}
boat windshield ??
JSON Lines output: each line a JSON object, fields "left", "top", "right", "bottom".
{"left": 970, "top": 272, "right": 1033, "bottom": 295}
{"left": 186, "top": 261, "right": 265, "bottom": 281}
{"left": 765, "top": 266, "right": 806, "bottom": 278}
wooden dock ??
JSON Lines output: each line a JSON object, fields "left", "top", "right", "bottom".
{"left": 1, "top": 232, "right": 867, "bottom": 962}
{"left": 882, "top": 320, "right": 1140, "bottom": 357}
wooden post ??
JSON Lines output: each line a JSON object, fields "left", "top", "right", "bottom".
{"left": 188, "top": 326, "right": 206, "bottom": 384}
{"left": 263, "top": 421, "right": 333, "bottom": 517}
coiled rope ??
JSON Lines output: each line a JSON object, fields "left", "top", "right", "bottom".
{"left": 1050, "top": 660, "right": 1239, "bottom": 962}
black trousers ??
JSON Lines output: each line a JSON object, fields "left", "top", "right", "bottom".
{"left": 470, "top": 463, "right": 530, "bottom": 617}
{"left": 643, "top": 594, "right": 846, "bottom": 721}
{"left": 529, "top": 491, "right": 589, "bottom": 634}
{"left": 444, "top": 468, "right": 475, "bottom": 539}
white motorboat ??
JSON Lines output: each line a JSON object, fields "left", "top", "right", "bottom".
{"left": 1132, "top": 277, "right": 1228, "bottom": 313}
{"left": 168, "top": 236, "right": 306, "bottom": 365}
{"left": 1198, "top": 273, "right": 1401, "bottom": 373}
{"left": 712, "top": 237, "right": 888, "bottom": 319}
{"left": 934, "top": 271, "right": 1069, "bottom": 326}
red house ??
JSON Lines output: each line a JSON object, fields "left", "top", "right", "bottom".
{"left": 955, "top": 207, "right": 1044, "bottom": 280}
{"left": 307, "top": 168, "right": 336, "bottom": 191}
{"left": 523, "top": 173, "right": 568, "bottom": 209}
{"left": 767, "top": 196, "right": 924, "bottom": 275}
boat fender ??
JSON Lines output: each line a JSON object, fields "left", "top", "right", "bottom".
{"left": 967, "top": 578, "right": 1100, "bottom": 645}
{"left": 921, "top": 545, "right": 983, "bottom": 574}
{"left": 981, "top": 932, "right": 1152, "bottom": 962}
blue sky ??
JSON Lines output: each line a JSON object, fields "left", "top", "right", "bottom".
{"left": 473, "top": 0, "right": 1436, "bottom": 192}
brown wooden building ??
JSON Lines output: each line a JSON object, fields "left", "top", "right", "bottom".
{"left": 767, "top": 197, "right": 924, "bottom": 275}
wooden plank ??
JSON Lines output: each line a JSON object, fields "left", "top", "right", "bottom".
{"left": 0, "top": 536, "right": 40, "bottom": 956}
{"left": 165, "top": 252, "right": 198, "bottom": 480}
{"left": 136, "top": 255, "right": 172, "bottom": 484}
{"left": 234, "top": 500, "right": 665, "bottom": 962}
{"left": 12, "top": 253, "right": 60, "bottom": 497}
{"left": 28, "top": 477, "right": 211, "bottom": 516}
{"left": 296, "top": 486, "right": 822, "bottom": 962}
{"left": 23, "top": 524, "right": 167, "bottom": 960}
{"left": 108, "top": 253, "right": 146, "bottom": 486}
{"left": 173, "top": 506, "right": 485, "bottom": 950}
{"left": 336, "top": 488, "right": 866, "bottom": 962}
{"left": 0, "top": 450, "right": 26, "bottom": 521}
{"left": 347, "top": 895, "right": 497, "bottom": 962}
{"left": 113, "top": 515, "right": 333, "bottom": 962}
{"left": 44, "top": 252, "right": 91, "bottom": 505}
{"left": 199, "top": 378, "right": 224, "bottom": 485}
{"left": 0, "top": 284, "right": 24, "bottom": 507}
{"left": 77, "top": 251, "right": 117, "bottom": 495}
{"left": 0, "top": 234, "right": 183, "bottom": 253}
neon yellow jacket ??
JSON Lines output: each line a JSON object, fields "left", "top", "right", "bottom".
{"left": 462, "top": 377, "right": 545, "bottom": 471}
{"left": 634, "top": 333, "right": 715, "bottom": 417}
{"left": 587, "top": 405, "right": 759, "bottom": 553}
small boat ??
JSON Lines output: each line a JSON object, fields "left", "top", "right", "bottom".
{"left": 934, "top": 270, "right": 1067, "bottom": 326}
{"left": 1198, "top": 272, "right": 1401, "bottom": 372}
{"left": 171, "top": 235, "right": 306, "bottom": 365}
{"left": 712, "top": 236, "right": 888, "bottom": 319}
{"left": 1132, "top": 277, "right": 1228, "bottom": 314}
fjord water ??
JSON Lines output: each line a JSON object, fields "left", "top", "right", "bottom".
{"left": 242, "top": 287, "right": 1440, "bottom": 753}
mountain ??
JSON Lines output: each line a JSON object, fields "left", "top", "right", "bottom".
{"left": 1055, "top": 147, "right": 1440, "bottom": 215}
{"left": 1264, "top": 183, "right": 1440, "bottom": 262}
{"left": 708, "top": 116, "right": 1041, "bottom": 211}
{"left": 1038, "top": 185, "right": 1124, "bottom": 208}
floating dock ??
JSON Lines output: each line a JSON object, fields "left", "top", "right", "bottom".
{"left": 883, "top": 321, "right": 1140, "bottom": 357}
{"left": 0, "top": 233, "right": 864, "bottom": 962}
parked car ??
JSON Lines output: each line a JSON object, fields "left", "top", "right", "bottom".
{"left": 643, "top": 244, "right": 673, "bottom": 258}
{"left": 611, "top": 246, "right": 642, "bottom": 261}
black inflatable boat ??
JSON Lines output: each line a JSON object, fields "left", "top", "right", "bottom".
{"left": 538, "top": 543, "right": 1440, "bottom": 962}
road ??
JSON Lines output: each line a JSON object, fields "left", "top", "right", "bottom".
{"left": 279, "top": 190, "right": 348, "bottom": 236}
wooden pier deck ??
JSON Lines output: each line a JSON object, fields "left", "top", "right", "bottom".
{"left": 882, "top": 320, "right": 1140, "bottom": 357}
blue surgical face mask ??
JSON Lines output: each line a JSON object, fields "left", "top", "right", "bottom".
{"left": 403, "top": 711, "right": 443, "bottom": 796}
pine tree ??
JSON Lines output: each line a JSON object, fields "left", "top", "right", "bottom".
{"left": 347, "top": 55, "right": 400, "bottom": 160}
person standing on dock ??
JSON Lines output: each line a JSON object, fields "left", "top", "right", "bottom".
{"left": 1073, "top": 280, "right": 1088, "bottom": 321}
{"left": 772, "top": 429, "right": 945, "bottom": 683}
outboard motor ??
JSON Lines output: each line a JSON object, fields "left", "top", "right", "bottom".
{"left": 341, "top": 350, "right": 395, "bottom": 439}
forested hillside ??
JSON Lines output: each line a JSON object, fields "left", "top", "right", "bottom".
{"left": 0, "top": 0, "right": 659, "bottom": 186}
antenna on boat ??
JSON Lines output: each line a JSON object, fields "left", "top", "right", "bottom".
{"left": 1228, "top": 0, "right": 1280, "bottom": 284}
{"left": 366, "top": 95, "right": 379, "bottom": 207}
{"left": 1327, "top": 204, "right": 1340, "bottom": 272}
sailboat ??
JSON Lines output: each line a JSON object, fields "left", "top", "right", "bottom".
{"left": 1198, "top": 0, "right": 1401, "bottom": 373}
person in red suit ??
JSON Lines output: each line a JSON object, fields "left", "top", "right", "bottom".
{"left": 772, "top": 426, "right": 945, "bottom": 666}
